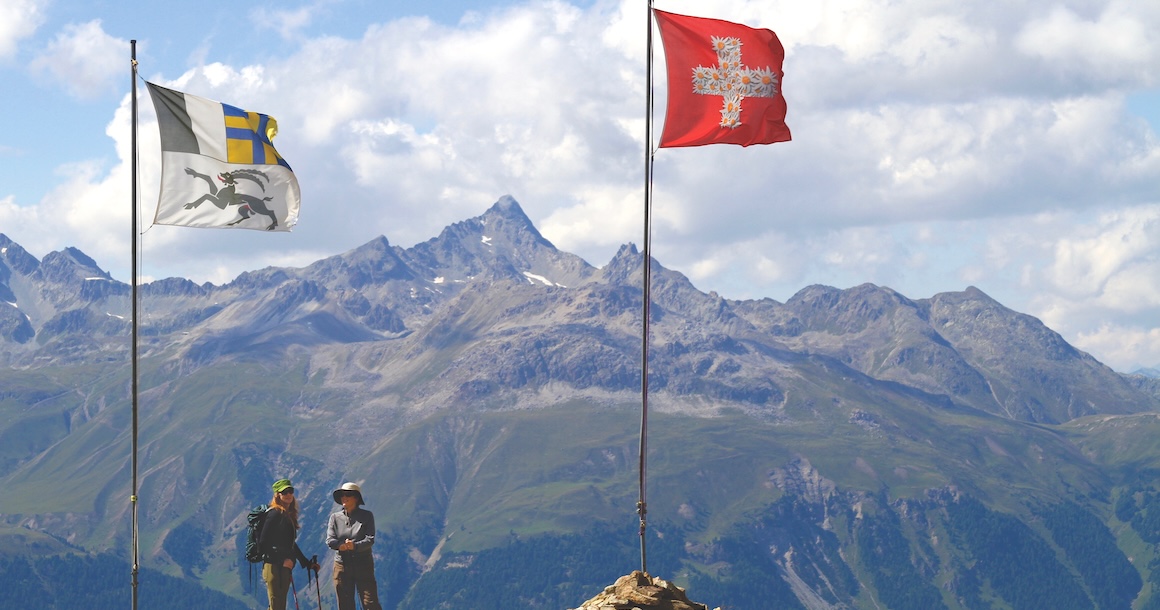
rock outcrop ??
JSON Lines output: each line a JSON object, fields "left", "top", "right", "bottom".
{"left": 571, "top": 571, "right": 718, "bottom": 610}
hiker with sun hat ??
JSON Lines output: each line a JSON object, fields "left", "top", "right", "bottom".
{"left": 326, "top": 481, "right": 383, "bottom": 610}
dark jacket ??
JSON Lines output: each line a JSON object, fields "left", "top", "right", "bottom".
{"left": 260, "top": 507, "right": 310, "bottom": 567}
{"left": 326, "top": 506, "right": 376, "bottom": 564}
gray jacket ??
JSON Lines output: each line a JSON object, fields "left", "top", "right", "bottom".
{"left": 326, "top": 506, "right": 376, "bottom": 564}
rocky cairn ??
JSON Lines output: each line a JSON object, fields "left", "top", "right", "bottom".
{"left": 571, "top": 571, "right": 719, "bottom": 610}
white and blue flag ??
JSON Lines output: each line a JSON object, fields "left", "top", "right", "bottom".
{"left": 147, "top": 82, "right": 300, "bottom": 231}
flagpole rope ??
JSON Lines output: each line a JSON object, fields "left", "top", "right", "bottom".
{"left": 637, "top": 0, "right": 655, "bottom": 577}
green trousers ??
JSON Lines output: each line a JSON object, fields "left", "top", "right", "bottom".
{"left": 263, "top": 562, "right": 294, "bottom": 610}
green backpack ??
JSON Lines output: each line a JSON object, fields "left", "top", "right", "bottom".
{"left": 244, "top": 504, "right": 270, "bottom": 563}
{"left": 242, "top": 504, "right": 271, "bottom": 591}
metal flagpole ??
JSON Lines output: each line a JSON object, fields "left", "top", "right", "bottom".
{"left": 129, "top": 39, "right": 140, "bottom": 610}
{"left": 637, "top": 0, "right": 656, "bottom": 576}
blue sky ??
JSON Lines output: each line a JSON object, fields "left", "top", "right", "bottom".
{"left": 2, "top": 0, "right": 1159, "bottom": 373}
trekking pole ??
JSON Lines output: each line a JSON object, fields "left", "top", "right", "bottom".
{"left": 311, "top": 555, "right": 322, "bottom": 610}
{"left": 289, "top": 570, "right": 301, "bottom": 610}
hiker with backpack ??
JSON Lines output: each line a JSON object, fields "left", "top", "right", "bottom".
{"left": 261, "top": 478, "right": 320, "bottom": 610}
{"left": 326, "top": 482, "right": 383, "bottom": 610}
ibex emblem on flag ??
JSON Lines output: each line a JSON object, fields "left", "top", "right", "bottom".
{"left": 181, "top": 167, "right": 280, "bottom": 230}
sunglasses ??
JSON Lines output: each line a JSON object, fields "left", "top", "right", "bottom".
{"left": 278, "top": 488, "right": 295, "bottom": 495}
{"left": 338, "top": 491, "right": 358, "bottom": 498}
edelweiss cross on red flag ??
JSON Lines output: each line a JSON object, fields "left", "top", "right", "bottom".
{"left": 654, "top": 9, "right": 791, "bottom": 148}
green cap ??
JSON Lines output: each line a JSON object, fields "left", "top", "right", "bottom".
{"left": 272, "top": 478, "right": 294, "bottom": 493}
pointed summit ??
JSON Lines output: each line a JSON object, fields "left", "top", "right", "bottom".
{"left": 479, "top": 194, "right": 552, "bottom": 248}
{"left": 603, "top": 243, "right": 642, "bottom": 286}
{"left": 405, "top": 196, "right": 595, "bottom": 287}
{"left": 489, "top": 193, "right": 525, "bottom": 215}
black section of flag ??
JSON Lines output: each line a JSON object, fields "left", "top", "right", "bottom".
{"left": 147, "top": 82, "right": 201, "bottom": 155}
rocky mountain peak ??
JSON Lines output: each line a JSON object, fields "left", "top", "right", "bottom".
{"left": 406, "top": 196, "right": 544, "bottom": 280}
{"left": 783, "top": 283, "right": 917, "bottom": 334}
{"left": 403, "top": 196, "right": 596, "bottom": 288}
{"left": 0, "top": 233, "right": 40, "bottom": 277}
{"left": 485, "top": 194, "right": 536, "bottom": 227}
{"left": 602, "top": 243, "right": 644, "bottom": 286}
{"left": 305, "top": 235, "right": 416, "bottom": 289}
{"left": 38, "top": 247, "right": 110, "bottom": 284}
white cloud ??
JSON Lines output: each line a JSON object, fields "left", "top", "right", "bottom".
{"left": 253, "top": 6, "right": 316, "bottom": 41}
{"left": 539, "top": 186, "right": 642, "bottom": 256}
{"left": 0, "top": 157, "right": 125, "bottom": 268}
{"left": 1074, "top": 324, "right": 1160, "bottom": 374}
{"left": 1016, "top": 2, "right": 1160, "bottom": 86}
{"left": 0, "top": 194, "right": 39, "bottom": 238}
{"left": 5, "top": 97, "right": 140, "bottom": 277}
{"left": 1046, "top": 206, "right": 1160, "bottom": 299}
{"left": 29, "top": 20, "right": 125, "bottom": 99}
{"left": 0, "top": 0, "right": 44, "bottom": 60}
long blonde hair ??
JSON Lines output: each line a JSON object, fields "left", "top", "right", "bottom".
{"left": 269, "top": 492, "right": 300, "bottom": 531}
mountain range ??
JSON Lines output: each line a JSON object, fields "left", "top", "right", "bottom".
{"left": 3, "top": 195, "right": 1160, "bottom": 609}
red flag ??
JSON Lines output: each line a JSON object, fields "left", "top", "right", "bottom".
{"left": 654, "top": 9, "right": 791, "bottom": 148}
